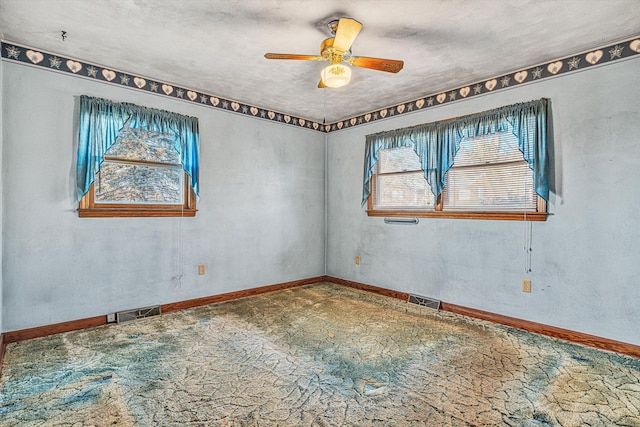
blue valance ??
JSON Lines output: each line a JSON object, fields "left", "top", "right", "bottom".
{"left": 362, "top": 99, "right": 549, "bottom": 205}
{"left": 77, "top": 95, "right": 200, "bottom": 200}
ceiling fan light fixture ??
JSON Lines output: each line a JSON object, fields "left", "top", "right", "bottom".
{"left": 321, "top": 63, "right": 351, "bottom": 88}
{"left": 264, "top": 17, "right": 403, "bottom": 88}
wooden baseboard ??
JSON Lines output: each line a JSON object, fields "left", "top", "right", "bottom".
{"left": 3, "top": 276, "right": 328, "bottom": 344}
{"left": 4, "top": 276, "right": 638, "bottom": 359}
{"left": 324, "top": 276, "right": 640, "bottom": 359}
{"left": 325, "top": 276, "right": 410, "bottom": 301}
{"left": 4, "top": 316, "right": 106, "bottom": 344}
{"left": 440, "top": 302, "right": 640, "bottom": 358}
{"left": 161, "top": 276, "right": 327, "bottom": 313}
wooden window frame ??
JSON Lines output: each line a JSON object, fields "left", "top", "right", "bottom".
{"left": 367, "top": 167, "right": 547, "bottom": 222}
{"left": 78, "top": 173, "right": 197, "bottom": 218}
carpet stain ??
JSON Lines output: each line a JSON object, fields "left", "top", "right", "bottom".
{"left": 1, "top": 282, "right": 639, "bottom": 426}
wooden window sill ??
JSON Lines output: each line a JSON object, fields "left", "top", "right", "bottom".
{"left": 78, "top": 207, "right": 197, "bottom": 218}
{"left": 366, "top": 209, "right": 547, "bottom": 221}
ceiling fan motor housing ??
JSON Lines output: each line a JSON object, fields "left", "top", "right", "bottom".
{"left": 321, "top": 38, "right": 348, "bottom": 64}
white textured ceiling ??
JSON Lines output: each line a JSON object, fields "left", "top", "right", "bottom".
{"left": 1, "top": 0, "right": 639, "bottom": 122}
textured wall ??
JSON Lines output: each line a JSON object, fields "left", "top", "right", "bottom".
{"left": 3, "top": 54, "right": 640, "bottom": 347}
{"left": 326, "top": 59, "right": 640, "bottom": 346}
{"left": 1, "top": 62, "right": 326, "bottom": 331}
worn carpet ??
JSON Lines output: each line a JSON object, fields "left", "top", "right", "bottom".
{"left": 1, "top": 282, "right": 639, "bottom": 426}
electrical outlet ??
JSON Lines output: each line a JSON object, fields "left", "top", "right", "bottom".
{"left": 106, "top": 313, "right": 116, "bottom": 323}
{"left": 522, "top": 279, "right": 532, "bottom": 293}
{"left": 198, "top": 264, "right": 206, "bottom": 275}
{"left": 355, "top": 256, "right": 360, "bottom": 265}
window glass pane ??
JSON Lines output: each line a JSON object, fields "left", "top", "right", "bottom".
{"left": 444, "top": 129, "right": 536, "bottom": 211}
{"left": 375, "top": 171, "right": 435, "bottom": 209}
{"left": 95, "top": 161, "right": 183, "bottom": 204}
{"left": 106, "top": 127, "right": 180, "bottom": 164}
{"left": 453, "top": 131, "right": 523, "bottom": 167}
{"left": 378, "top": 147, "right": 422, "bottom": 173}
{"left": 95, "top": 127, "right": 184, "bottom": 204}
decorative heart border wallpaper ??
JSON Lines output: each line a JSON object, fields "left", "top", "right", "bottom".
{"left": 2, "top": 37, "right": 639, "bottom": 133}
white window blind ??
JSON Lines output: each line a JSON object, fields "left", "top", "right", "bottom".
{"left": 374, "top": 147, "right": 435, "bottom": 209}
{"left": 442, "top": 131, "right": 536, "bottom": 211}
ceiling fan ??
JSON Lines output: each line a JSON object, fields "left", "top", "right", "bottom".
{"left": 264, "top": 17, "right": 404, "bottom": 88}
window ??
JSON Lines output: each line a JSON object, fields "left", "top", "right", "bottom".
{"left": 363, "top": 99, "right": 548, "bottom": 221}
{"left": 372, "top": 147, "right": 435, "bottom": 210}
{"left": 77, "top": 96, "right": 199, "bottom": 218}
{"left": 442, "top": 131, "right": 536, "bottom": 212}
{"left": 79, "top": 127, "right": 196, "bottom": 217}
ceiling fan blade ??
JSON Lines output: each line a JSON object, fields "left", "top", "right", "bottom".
{"left": 264, "top": 53, "right": 324, "bottom": 61}
{"left": 318, "top": 79, "right": 327, "bottom": 89}
{"left": 332, "top": 18, "right": 363, "bottom": 52}
{"left": 350, "top": 56, "right": 404, "bottom": 73}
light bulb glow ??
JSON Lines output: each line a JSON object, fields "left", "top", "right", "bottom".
{"left": 321, "top": 63, "right": 351, "bottom": 88}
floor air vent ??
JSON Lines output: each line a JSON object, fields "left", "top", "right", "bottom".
{"left": 117, "top": 305, "right": 162, "bottom": 323}
{"left": 408, "top": 294, "right": 441, "bottom": 310}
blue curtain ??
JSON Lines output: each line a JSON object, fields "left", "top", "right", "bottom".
{"left": 362, "top": 129, "right": 415, "bottom": 203}
{"left": 362, "top": 99, "right": 549, "bottom": 205}
{"left": 77, "top": 95, "right": 200, "bottom": 200}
